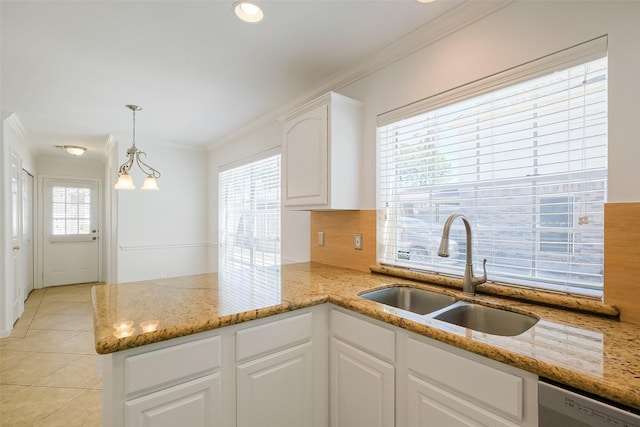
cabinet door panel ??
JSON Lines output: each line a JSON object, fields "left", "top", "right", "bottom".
{"left": 407, "top": 373, "right": 516, "bottom": 427}
{"left": 283, "top": 105, "right": 328, "bottom": 207}
{"left": 237, "top": 342, "right": 313, "bottom": 427}
{"left": 331, "top": 338, "right": 394, "bottom": 427}
{"left": 125, "top": 373, "right": 221, "bottom": 427}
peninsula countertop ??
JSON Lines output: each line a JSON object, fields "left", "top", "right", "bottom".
{"left": 91, "top": 262, "right": 640, "bottom": 411}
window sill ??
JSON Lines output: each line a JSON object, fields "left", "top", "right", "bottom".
{"left": 370, "top": 264, "right": 619, "bottom": 318}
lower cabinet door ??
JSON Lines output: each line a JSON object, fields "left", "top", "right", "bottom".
{"left": 237, "top": 342, "right": 313, "bottom": 427}
{"left": 406, "top": 373, "right": 516, "bottom": 427}
{"left": 330, "top": 338, "right": 395, "bottom": 427}
{"left": 124, "top": 373, "right": 221, "bottom": 427}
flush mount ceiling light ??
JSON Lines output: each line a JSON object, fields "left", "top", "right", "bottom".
{"left": 416, "top": 0, "right": 436, "bottom": 3}
{"left": 233, "top": 1, "right": 263, "bottom": 23}
{"left": 56, "top": 145, "right": 87, "bottom": 156}
{"left": 114, "top": 105, "right": 161, "bottom": 191}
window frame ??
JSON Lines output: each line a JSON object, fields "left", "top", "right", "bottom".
{"left": 376, "top": 37, "right": 608, "bottom": 298}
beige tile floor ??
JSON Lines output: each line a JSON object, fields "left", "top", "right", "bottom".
{"left": 0, "top": 283, "right": 102, "bottom": 426}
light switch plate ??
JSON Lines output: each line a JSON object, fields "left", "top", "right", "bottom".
{"left": 354, "top": 233, "right": 363, "bottom": 250}
{"left": 318, "top": 231, "right": 324, "bottom": 246}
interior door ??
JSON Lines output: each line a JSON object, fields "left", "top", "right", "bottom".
{"left": 22, "top": 169, "right": 34, "bottom": 298}
{"left": 43, "top": 178, "right": 100, "bottom": 286}
{"left": 10, "top": 152, "right": 24, "bottom": 321}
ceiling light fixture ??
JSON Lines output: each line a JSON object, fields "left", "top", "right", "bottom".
{"left": 416, "top": 0, "right": 436, "bottom": 3}
{"left": 114, "top": 105, "right": 161, "bottom": 191}
{"left": 57, "top": 145, "right": 87, "bottom": 156}
{"left": 233, "top": 1, "right": 263, "bottom": 23}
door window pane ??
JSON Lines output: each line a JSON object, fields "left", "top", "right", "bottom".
{"left": 51, "top": 186, "right": 92, "bottom": 235}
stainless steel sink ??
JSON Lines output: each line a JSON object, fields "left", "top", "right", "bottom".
{"left": 434, "top": 302, "right": 538, "bottom": 336}
{"left": 360, "top": 286, "right": 457, "bottom": 315}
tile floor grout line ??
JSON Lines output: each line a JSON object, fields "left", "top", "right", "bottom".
{"left": 0, "top": 283, "right": 103, "bottom": 426}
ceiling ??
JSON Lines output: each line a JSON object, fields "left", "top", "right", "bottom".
{"left": 1, "top": 0, "right": 465, "bottom": 159}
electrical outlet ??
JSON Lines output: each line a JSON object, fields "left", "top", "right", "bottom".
{"left": 318, "top": 231, "right": 324, "bottom": 246}
{"left": 354, "top": 233, "right": 363, "bottom": 250}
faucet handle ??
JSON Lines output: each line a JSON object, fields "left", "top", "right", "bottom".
{"left": 472, "top": 259, "right": 488, "bottom": 285}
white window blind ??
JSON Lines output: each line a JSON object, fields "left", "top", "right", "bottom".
{"left": 51, "top": 185, "right": 92, "bottom": 235}
{"left": 377, "top": 52, "right": 607, "bottom": 298}
{"left": 219, "top": 152, "right": 281, "bottom": 274}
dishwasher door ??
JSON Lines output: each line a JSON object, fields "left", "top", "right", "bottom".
{"left": 539, "top": 381, "right": 640, "bottom": 427}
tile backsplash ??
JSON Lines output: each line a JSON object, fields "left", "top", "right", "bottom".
{"left": 604, "top": 203, "right": 640, "bottom": 324}
{"left": 310, "top": 205, "right": 640, "bottom": 325}
{"left": 310, "top": 210, "right": 376, "bottom": 272}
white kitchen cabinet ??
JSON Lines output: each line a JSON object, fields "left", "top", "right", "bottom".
{"left": 102, "top": 333, "right": 229, "bottom": 427}
{"left": 235, "top": 310, "right": 324, "bottom": 427}
{"left": 102, "top": 307, "right": 327, "bottom": 427}
{"left": 103, "top": 304, "right": 538, "bottom": 427}
{"left": 399, "top": 333, "right": 538, "bottom": 427}
{"left": 330, "top": 338, "right": 395, "bottom": 427}
{"left": 237, "top": 342, "right": 313, "bottom": 427}
{"left": 281, "top": 92, "right": 363, "bottom": 210}
{"left": 330, "top": 308, "right": 395, "bottom": 427}
{"left": 125, "top": 374, "right": 221, "bottom": 427}
{"left": 331, "top": 307, "right": 537, "bottom": 427}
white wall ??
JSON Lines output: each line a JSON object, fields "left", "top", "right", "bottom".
{"left": 116, "top": 141, "right": 210, "bottom": 282}
{"left": 37, "top": 155, "right": 105, "bottom": 179}
{"left": 208, "top": 1, "right": 640, "bottom": 260}
{"left": 208, "top": 121, "right": 310, "bottom": 270}
{"left": 340, "top": 0, "right": 640, "bottom": 208}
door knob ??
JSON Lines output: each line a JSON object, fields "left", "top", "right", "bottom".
{"left": 12, "top": 245, "right": 20, "bottom": 251}
{"left": 92, "top": 230, "right": 97, "bottom": 233}
{"left": 92, "top": 237, "right": 97, "bottom": 241}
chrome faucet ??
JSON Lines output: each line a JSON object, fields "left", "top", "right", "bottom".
{"left": 438, "top": 213, "right": 487, "bottom": 296}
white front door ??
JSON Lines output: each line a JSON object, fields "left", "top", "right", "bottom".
{"left": 22, "top": 169, "right": 34, "bottom": 298}
{"left": 43, "top": 178, "right": 100, "bottom": 286}
{"left": 10, "top": 152, "right": 24, "bottom": 321}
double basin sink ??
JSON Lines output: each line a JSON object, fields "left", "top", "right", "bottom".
{"left": 359, "top": 285, "right": 538, "bottom": 336}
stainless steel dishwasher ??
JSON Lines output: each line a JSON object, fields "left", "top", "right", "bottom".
{"left": 539, "top": 380, "right": 640, "bottom": 427}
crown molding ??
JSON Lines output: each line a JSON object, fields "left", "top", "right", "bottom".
{"left": 207, "top": 0, "right": 513, "bottom": 151}
{"left": 5, "top": 113, "right": 27, "bottom": 142}
{"left": 104, "top": 134, "right": 116, "bottom": 153}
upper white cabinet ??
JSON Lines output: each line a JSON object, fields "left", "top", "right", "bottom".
{"left": 281, "top": 92, "right": 363, "bottom": 210}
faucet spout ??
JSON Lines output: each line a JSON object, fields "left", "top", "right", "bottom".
{"left": 438, "top": 213, "right": 487, "bottom": 296}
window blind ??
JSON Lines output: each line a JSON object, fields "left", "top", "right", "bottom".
{"left": 219, "top": 152, "right": 281, "bottom": 274}
{"left": 377, "top": 54, "right": 607, "bottom": 298}
{"left": 51, "top": 185, "right": 92, "bottom": 235}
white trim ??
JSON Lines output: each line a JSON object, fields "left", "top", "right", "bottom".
{"left": 119, "top": 242, "right": 212, "bottom": 251}
{"left": 206, "top": 0, "right": 511, "bottom": 150}
{"left": 5, "top": 113, "right": 27, "bottom": 142}
{"left": 104, "top": 134, "right": 116, "bottom": 153}
{"left": 377, "top": 35, "right": 608, "bottom": 127}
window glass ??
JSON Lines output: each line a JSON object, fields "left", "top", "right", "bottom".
{"left": 219, "top": 154, "right": 281, "bottom": 271}
{"left": 51, "top": 186, "right": 92, "bottom": 235}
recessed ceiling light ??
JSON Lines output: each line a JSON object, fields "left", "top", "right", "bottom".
{"left": 233, "top": 2, "right": 264, "bottom": 23}
{"left": 416, "top": 0, "right": 436, "bottom": 3}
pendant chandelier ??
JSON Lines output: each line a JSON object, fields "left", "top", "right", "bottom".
{"left": 114, "top": 105, "right": 161, "bottom": 190}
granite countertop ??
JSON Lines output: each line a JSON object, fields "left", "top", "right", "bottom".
{"left": 91, "top": 262, "right": 640, "bottom": 411}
